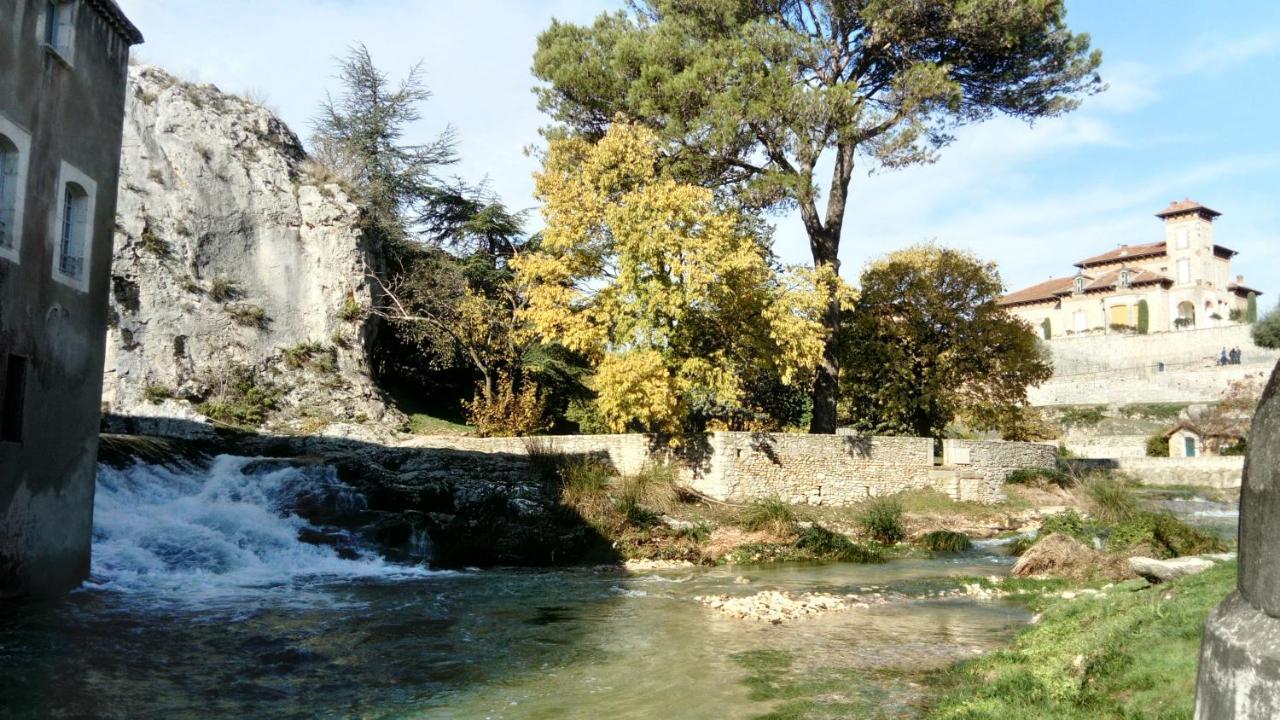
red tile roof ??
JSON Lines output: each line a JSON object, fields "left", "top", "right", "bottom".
{"left": 1155, "top": 198, "right": 1221, "bottom": 219}
{"left": 1000, "top": 268, "right": 1173, "bottom": 307}
{"left": 1074, "top": 241, "right": 1167, "bottom": 269}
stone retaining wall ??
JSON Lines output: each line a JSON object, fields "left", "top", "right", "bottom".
{"left": 1066, "top": 457, "right": 1243, "bottom": 489}
{"left": 1060, "top": 434, "right": 1151, "bottom": 459}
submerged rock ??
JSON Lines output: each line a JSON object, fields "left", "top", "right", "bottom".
{"left": 697, "top": 590, "right": 885, "bottom": 624}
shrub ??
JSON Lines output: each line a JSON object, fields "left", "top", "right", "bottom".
{"left": 1254, "top": 304, "right": 1280, "bottom": 349}
{"left": 1039, "top": 510, "right": 1091, "bottom": 543}
{"left": 1106, "top": 511, "right": 1227, "bottom": 558}
{"left": 1006, "top": 535, "right": 1036, "bottom": 556}
{"left": 1086, "top": 478, "right": 1140, "bottom": 524}
{"left": 917, "top": 530, "right": 973, "bottom": 553}
{"left": 675, "top": 522, "right": 711, "bottom": 544}
{"left": 142, "top": 384, "right": 173, "bottom": 405}
{"left": 1146, "top": 432, "right": 1170, "bottom": 457}
{"left": 858, "top": 496, "right": 905, "bottom": 544}
{"left": 739, "top": 498, "right": 797, "bottom": 536}
{"left": 281, "top": 341, "right": 326, "bottom": 369}
{"left": 197, "top": 363, "right": 284, "bottom": 428}
{"left": 1137, "top": 299, "right": 1149, "bottom": 334}
{"left": 464, "top": 373, "right": 551, "bottom": 437}
{"left": 1247, "top": 292, "right": 1258, "bottom": 323}
{"left": 1005, "top": 467, "right": 1074, "bottom": 489}
{"left": 1041, "top": 318, "right": 1052, "bottom": 340}
{"left": 338, "top": 294, "right": 362, "bottom": 322}
{"left": 1121, "top": 403, "right": 1185, "bottom": 421}
{"left": 208, "top": 276, "right": 239, "bottom": 302}
{"left": 226, "top": 303, "right": 268, "bottom": 329}
{"left": 1229, "top": 308, "right": 1245, "bottom": 322}
{"left": 1058, "top": 405, "right": 1106, "bottom": 428}
{"left": 140, "top": 223, "right": 169, "bottom": 257}
{"left": 1173, "top": 317, "right": 1195, "bottom": 330}
{"left": 793, "top": 525, "right": 885, "bottom": 563}
{"left": 1221, "top": 441, "right": 1248, "bottom": 456}
{"left": 558, "top": 457, "right": 614, "bottom": 521}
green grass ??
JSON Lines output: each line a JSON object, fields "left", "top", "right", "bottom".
{"left": 739, "top": 498, "right": 798, "bottom": 536}
{"left": 404, "top": 412, "right": 473, "bottom": 436}
{"left": 859, "top": 496, "right": 905, "bottom": 544}
{"left": 924, "top": 562, "right": 1236, "bottom": 719}
{"left": 917, "top": 530, "right": 973, "bottom": 553}
{"left": 1085, "top": 478, "right": 1141, "bottom": 523}
{"left": 1056, "top": 405, "right": 1107, "bottom": 428}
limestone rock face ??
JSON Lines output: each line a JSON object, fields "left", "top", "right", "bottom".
{"left": 104, "top": 65, "right": 398, "bottom": 438}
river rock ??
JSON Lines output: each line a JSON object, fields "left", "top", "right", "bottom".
{"left": 697, "top": 590, "right": 865, "bottom": 624}
{"left": 1195, "top": 361, "right": 1280, "bottom": 718}
{"left": 1129, "top": 556, "right": 1217, "bottom": 583}
{"left": 102, "top": 65, "right": 397, "bottom": 438}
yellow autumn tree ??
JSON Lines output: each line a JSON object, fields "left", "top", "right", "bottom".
{"left": 514, "top": 122, "right": 846, "bottom": 432}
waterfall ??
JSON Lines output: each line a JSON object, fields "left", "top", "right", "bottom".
{"left": 90, "top": 455, "right": 435, "bottom": 597}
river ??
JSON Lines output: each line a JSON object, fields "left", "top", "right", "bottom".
{"left": 0, "top": 456, "right": 1234, "bottom": 719}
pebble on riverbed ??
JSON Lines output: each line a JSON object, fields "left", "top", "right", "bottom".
{"left": 696, "top": 590, "right": 890, "bottom": 624}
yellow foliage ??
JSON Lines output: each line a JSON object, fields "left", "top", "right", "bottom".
{"left": 463, "top": 372, "right": 551, "bottom": 437}
{"left": 515, "top": 122, "right": 837, "bottom": 431}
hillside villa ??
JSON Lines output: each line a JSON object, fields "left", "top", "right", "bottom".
{"left": 999, "top": 199, "right": 1262, "bottom": 338}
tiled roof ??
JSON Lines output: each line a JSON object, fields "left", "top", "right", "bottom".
{"left": 998, "top": 276, "right": 1076, "bottom": 307}
{"left": 1228, "top": 283, "right": 1265, "bottom": 297}
{"left": 1155, "top": 198, "right": 1221, "bottom": 219}
{"left": 1074, "top": 241, "right": 1167, "bottom": 269}
{"left": 86, "top": 0, "right": 144, "bottom": 44}
{"left": 1000, "top": 268, "right": 1173, "bottom": 307}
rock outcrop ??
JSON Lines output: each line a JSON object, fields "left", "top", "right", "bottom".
{"left": 104, "top": 65, "right": 399, "bottom": 439}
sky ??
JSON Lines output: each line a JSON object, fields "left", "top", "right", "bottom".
{"left": 114, "top": 0, "right": 1280, "bottom": 302}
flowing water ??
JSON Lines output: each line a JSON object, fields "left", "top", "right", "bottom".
{"left": 7, "top": 456, "right": 1199, "bottom": 719}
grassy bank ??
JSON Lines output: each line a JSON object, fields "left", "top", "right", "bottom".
{"left": 923, "top": 561, "right": 1234, "bottom": 719}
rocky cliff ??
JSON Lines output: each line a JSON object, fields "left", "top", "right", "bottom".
{"left": 104, "top": 65, "right": 399, "bottom": 439}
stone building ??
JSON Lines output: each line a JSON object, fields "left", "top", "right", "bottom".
{"left": 1000, "top": 200, "right": 1262, "bottom": 338}
{"left": 0, "top": 0, "right": 142, "bottom": 596}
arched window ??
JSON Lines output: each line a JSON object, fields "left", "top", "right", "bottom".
{"left": 58, "top": 182, "right": 88, "bottom": 280}
{"left": 1074, "top": 276, "right": 1085, "bottom": 294}
{"left": 0, "top": 135, "right": 17, "bottom": 251}
{"left": 1118, "top": 269, "right": 1131, "bottom": 288}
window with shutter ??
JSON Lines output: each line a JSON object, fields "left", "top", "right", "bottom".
{"left": 51, "top": 162, "right": 96, "bottom": 291}
{"left": 43, "top": 1, "right": 77, "bottom": 62}
{"left": 59, "top": 183, "right": 88, "bottom": 279}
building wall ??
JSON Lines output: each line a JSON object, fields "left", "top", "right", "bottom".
{"left": 0, "top": 0, "right": 136, "bottom": 597}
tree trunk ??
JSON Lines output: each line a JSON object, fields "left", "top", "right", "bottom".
{"left": 807, "top": 230, "right": 841, "bottom": 434}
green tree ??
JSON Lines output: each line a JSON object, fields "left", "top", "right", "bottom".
{"left": 533, "top": 0, "right": 1102, "bottom": 433}
{"left": 1247, "top": 291, "right": 1259, "bottom": 323}
{"left": 1041, "top": 318, "right": 1052, "bottom": 340}
{"left": 1137, "top": 299, "right": 1150, "bottom": 334}
{"left": 839, "top": 245, "right": 1053, "bottom": 439}
{"left": 1255, "top": 303, "right": 1280, "bottom": 349}
{"left": 311, "top": 43, "right": 460, "bottom": 256}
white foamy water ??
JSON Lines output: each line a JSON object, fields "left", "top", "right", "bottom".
{"left": 90, "top": 455, "right": 436, "bottom": 598}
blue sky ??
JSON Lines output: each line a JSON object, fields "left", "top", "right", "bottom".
{"left": 115, "top": 0, "right": 1279, "bottom": 302}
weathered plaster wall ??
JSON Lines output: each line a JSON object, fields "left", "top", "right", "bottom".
{"left": 0, "top": 0, "right": 137, "bottom": 597}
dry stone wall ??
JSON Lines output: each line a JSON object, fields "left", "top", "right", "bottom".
{"left": 402, "top": 431, "right": 1055, "bottom": 505}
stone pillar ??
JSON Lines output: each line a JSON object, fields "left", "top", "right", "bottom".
{"left": 1195, "top": 361, "right": 1280, "bottom": 717}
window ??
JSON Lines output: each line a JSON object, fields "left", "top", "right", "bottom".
{"left": 1177, "top": 258, "right": 1191, "bottom": 285}
{"left": 1074, "top": 276, "right": 1085, "bottom": 294}
{"left": 1176, "top": 227, "right": 1189, "bottom": 249}
{"left": 51, "top": 161, "right": 96, "bottom": 292}
{"left": 1118, "top": 269, "right": 1131, "bottom": 288}
{"left": 43, "top": 1, "right": 77, "bottom": 63}
{"left": 1, "top": 355, "right": 27, "bottom": 443}
{"left": 0, "top": 117, "right": 30, "bottom": 264}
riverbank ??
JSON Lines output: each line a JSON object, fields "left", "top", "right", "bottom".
{"left": 923, "top": 561, "right": 1235, "bottom": 718}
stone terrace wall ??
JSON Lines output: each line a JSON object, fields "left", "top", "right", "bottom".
{"left": 704, "top": 434, "right": 936, "bottom": 505}
{"left": 942, "top": 439, "right": 1058, "bottom": 484}
{"left": 1046, "top": 325, "right": 1274, "bottom": 376}
{"left": 401, "top": 431, "right": 1049, "bottom": 506}
{"left": 1066, "top": 457, "right": 1244, "bottom": 489}
{"left": 1060, "top": 434, "right": 1151, "bottom": 459}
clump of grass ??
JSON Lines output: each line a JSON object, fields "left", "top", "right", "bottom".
{"left": 1058, "top": 405, "right": 1107, "bottom": 428}
{"left": 281, "top": 341, "right": 325, "bottom": 369}
{"left": 142, "top": 384, "right": 173, "bottom": 405}
{"left": 1105, "top": 512, "right": 1227, "bottom": 558}
{"left": 1086, "top": 478, "right": 1140, "bottom": 523}
{"left": 739, "top": 498, "right": 797, "bottom": 536}
{"left": 1006, "top": 466, "right": 1074, "bottom": 489}
{"left": 917, "top": 530, "right": 973, "bottom": 553}
{"left": 558, "top": 457, "right": 615, "bottom": 524}
{"left": 208, "top": 276, "right": 240, "bottom": 302}
{"left": 338, "top": 294, "right": 362, "bottom": 322}
{"left": 1039, "top": 509, "right": 1092, "bottom": 543}
{"left": 140, "top": 223, "right": 169, "bottom": 257}
{"left": 1006, "top": 535, "right": 1037, "bottom": 556}
{"left": 793, "top": 525, "right": 885, "bottom": 563}
{"left": 226, "top": 303, "right": 268, "bottom": 329}
{"left": 616, "top": 463, "right": 679, "bottom": 515}
{"left": 674, "top": 522, "right": 711, "bottom": 544}
{"left": 858, "top": 496, "right": 905, "bottom": 544}
{"left": 179, "top": 276, "right": 203, "bottom": 295}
